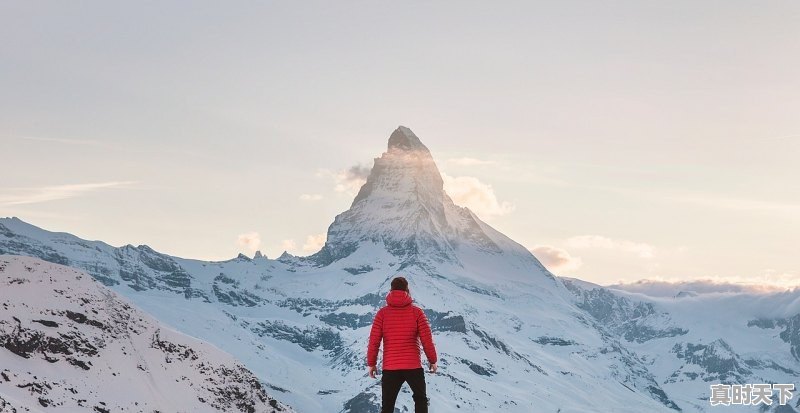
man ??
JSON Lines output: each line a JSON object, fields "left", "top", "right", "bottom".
{"left": 367, "top": 276, "right": 438, "bottom": 413}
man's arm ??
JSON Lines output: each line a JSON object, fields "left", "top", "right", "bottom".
{"left": 366, "top": 309, "right": 384, "bottom": 371}
{"left": 416, "top": 308, "right": 437, "bottom": 368}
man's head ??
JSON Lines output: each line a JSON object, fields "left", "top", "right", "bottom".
{"left": 390, "top": 276, "right": 409, "bottom": 292}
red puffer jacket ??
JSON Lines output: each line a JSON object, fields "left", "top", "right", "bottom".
{"left": 366, "top": 290, "right": 437, "bottom": 370}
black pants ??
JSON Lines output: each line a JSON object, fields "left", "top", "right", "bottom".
{"left": 381, "top": 367, "right": 428, "bottom": 413}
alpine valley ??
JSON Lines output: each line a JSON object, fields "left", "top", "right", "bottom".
{"left": 2, "top": 127, "right": 799, "bottom": 413}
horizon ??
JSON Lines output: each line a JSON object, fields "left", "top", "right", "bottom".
{"left": 2, "top": 205, "right": 797, "bottom": 294}
{"left": 2, "top": 1, "right": 798, "bottom": 288}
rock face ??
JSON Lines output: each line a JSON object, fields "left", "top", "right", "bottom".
{"left": 2, "top": 126, "right": 800, "bottom": 413}
{"left": 0, "top": 255, "right": 294, "bottom": 413}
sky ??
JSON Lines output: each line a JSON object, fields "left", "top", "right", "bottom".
{"left": 2, "top": 1, "right": 798, "bottom": 287}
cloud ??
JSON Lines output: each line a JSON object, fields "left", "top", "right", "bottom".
{"left": 280, "top": 239, "right": 297, "bottom": 252}
{"left": 236, "top": 232, "right": 261, "bottom": 252}
{"left": 588, "top": 184, "right": 800, "bottom": 218}
{"left": 446, "top": 157, "right": 495, "bottom": 166}
{"left": 565, "top": 235, "right": 656, "bottom": 259}
{"left": 442, "top": 173, "right": 515, "bottom": 219}
{"left": 762, "top": 133, "right": 800, "bottom": 141}
{"left": 299, "top": 194, "right": 323, "bottom": 201}
{"left": 276, "top": 234, "right": 326, "bottom": 255}
{"left": 302, "top": 233, "right": 327, "bottom": 253}
{"left": 0, "top": 209, "right": 84, "bottom": 221}
{"left": 20, "top": 136, "right": 102, "bottom": 146}
{"left": 530, "top": 245, "right": 582, "bottom": 273}
{"left": 666, "top": 193, "right": 800, "bottom": 216}
{"left": 756, "top": 269, "right": 800, "bottom": 289}
{"left": 318, "top": 165, "right": 371, "bottom": 195}
{"left": 0, "top": 181, "right": 138, "bottom": 206}
{"left": 608, "top": 273, "right": 800, "bottom": 297}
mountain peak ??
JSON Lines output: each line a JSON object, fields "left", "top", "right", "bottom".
{"left": 387, "top": 126, "right": 429, "bottom": 153}
{"left": 310, "top": 126, "right": 551, "bottom": 281}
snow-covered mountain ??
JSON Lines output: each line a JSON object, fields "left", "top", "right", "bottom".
{"left": 306, "top": 126, "right": 545, "bottom": 281}
{"left": 1, "top": 126, "right": 798, "bottom": 412}
{"left": 563, "top": 277, "right": 800, "bottom": 412}
{"left": 0, "top": 255, "right": 294, "bottom": 413}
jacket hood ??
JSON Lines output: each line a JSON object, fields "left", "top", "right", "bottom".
{"left": 386, "top": 290, "right": 413, "bottom": 307}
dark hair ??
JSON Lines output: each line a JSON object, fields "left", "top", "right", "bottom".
{"left": 390, "top": 276, "right": 409, "bottom": 291}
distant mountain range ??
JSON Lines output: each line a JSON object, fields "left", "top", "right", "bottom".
{"left": 2, "top": 126, "right": 799, "bottom": 412}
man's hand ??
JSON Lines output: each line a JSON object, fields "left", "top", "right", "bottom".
{"left": 429, "top": 362, "right": 438, "bottom": 374}
{"left": 368, "top": 365, "right": 377, "bottom": 378}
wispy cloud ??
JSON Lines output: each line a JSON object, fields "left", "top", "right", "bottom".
{"left": 0, "top": 209, "right": 86, "bottom": 221}
{"left": 565, "top": 235, "right": 656, "bottom": 259}
{"left": 446, "top": 157, "right": 495, "bottom": 166}
{"left": 302, "top": 233, "right": 326, "bottom": 253}
{"left": 317, "top": 165, "right": 371, "bottom": 196}
{"left": 275, "top": 234, "right": 326, "bottom": 255}
{"left": 665, "top": 193, "right": 800, "bottom": 215}
{"left": 19, "top": 136, "right": 103, "bottom": 146}
{"left": 299, "top": 194, "right": 324, "bottom": 201}
{"left": 0, "top": 181, "right": 138, "bottom": 206}
{"left": 279, "top": 239, "right": 297, "bottom": 252}
{"left": 442, "top": 173, "right": 515, "bottom": 219}
{"left": 761, "top": 134, "right": 800, "bottom": 141}
{"left": 608, "top": 271, "right": 800, "bottom": 296}
{"left": 530, "top": 245, "right": 582, "bottom": 273}
{"left": 236, "top": 232, "right": 261, "bottom": 252}
{"left": 587, "top": 184, "right": 800, "bottom": 219}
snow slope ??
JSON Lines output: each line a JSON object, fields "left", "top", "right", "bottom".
{"left": 0, "top": 255, "right": 294, "bottom": 413}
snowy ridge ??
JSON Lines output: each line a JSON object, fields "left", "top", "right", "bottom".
{"left": 0, "top": 255, "right": 294, "bottom": 413}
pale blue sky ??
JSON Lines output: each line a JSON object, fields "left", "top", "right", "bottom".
{"left": 2, "top": 1, "right": 798, "bottom": 286}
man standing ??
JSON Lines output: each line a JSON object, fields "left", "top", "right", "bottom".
{"left": 367, "top": 276, "right": 438, "bottom": 413}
